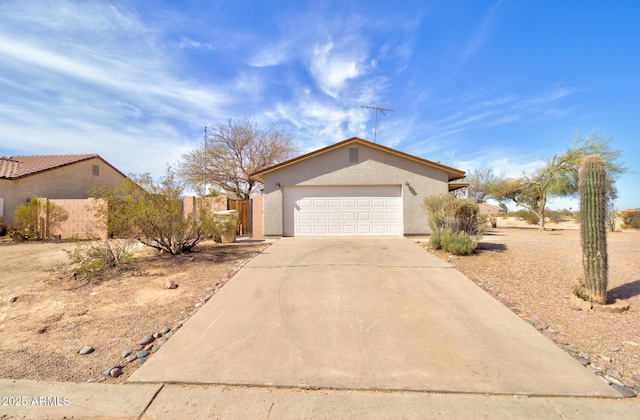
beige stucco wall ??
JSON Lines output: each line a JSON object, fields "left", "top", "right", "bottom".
{"left": 251, "top": 194, "right": 265, "bottom": 238}
{"left": 262, "top": 143, "right": 450, "bottom": 236}
{"left": 0, "top": 158, "right": 126, "bottom": 226}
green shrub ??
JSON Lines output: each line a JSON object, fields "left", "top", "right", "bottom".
{"left": 440, "top": 229, "right": 478, "bottom": 255}
{"left": 10, "top": 197, "right": 68, "bottom": 241}
{"left": 65, "top": 239, "right": 136, "bottom": 279}
{"left": 424, "top": 194, "right": 480, "bottom": 255}
{"left": 514, "top": 209, "right": 539, "bottom": 225}
{"left": 424, "top": 193, "right": 481, "bottom": 235}
{"left": 547, "top": 210, "right": 566, "bottom": 224}
{"left": 622, "top": 212, "right": 640, "bottom": 229}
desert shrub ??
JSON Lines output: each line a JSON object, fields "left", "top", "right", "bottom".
{"left": 622, "top": 212, "right": 640, "bottom": 230}
{"left": 514, "top": 209, "right": 539, "bottom": 225}
{"left": 424, "top": 194, "right": 480, "bottom": 255}
{"left": 0, "top": 216, "right": 6, "bottom": 236}
{"left": 65, "top": 239, "right": 136, "bottom": 279}
{"left": 440, "top": 229, "right": 478, "bottom": 255}
{"left": 546, "top": 210, "right": 566, "bottom": 224}
{"left": 10, "top": 197, "right": 68, "bottom": 241}
{"left": 90, "top": 169, "right": 227, "bottom": 254}
{"left": 424, "top": 193, "right": 482, "bottom": 235}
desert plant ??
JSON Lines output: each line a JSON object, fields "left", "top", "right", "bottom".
{"left": 424, "top": 194, "right": 480, "bottom": 255}
{"left": 65, "top": 239, "right": 136, "bottom": 279}
{"left": 440, "top": 228, "right": 478, "bottom": 255}
{"left": 90, "top": 169, "right": 225, "bottom": 254}
{"left": 579, "top": 155, "right": 608, "bottom": 304}
{"left": 621, "top": 212, "right": 640, "bottom": 230}
{"left": 0, "top": 216, "right": 6, "bottom": 236}
{"left": 514, "top": 209, "right": 540, "bottom": 225}
{"left": 10, "top": 197, "right": 68, "bottom": 241}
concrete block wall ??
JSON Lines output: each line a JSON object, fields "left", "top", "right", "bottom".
{"left": 183, "top": 195, "right": 227, "bottom": 219}
{"left": 49, "top": 198, "right": 107, "bottom": 240}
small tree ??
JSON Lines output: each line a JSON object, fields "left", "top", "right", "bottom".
{"left": 91, "top": 169, "right": 227, "bottom": 255}
{"left": 11, "top": 197, "right": 68, "bottom": 241}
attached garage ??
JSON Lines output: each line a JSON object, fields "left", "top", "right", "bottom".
{"left": 284, "top": 185, "right": 402, "bottom": 237}
{"left": 250, "top": 137, "right": 466, "bottom": 237}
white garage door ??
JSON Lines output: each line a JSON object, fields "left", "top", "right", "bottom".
{"left": 284, "top": 186, "right": 403, "bottom": 237}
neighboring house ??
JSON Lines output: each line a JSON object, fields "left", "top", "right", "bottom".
{"left": 0, "top": 154, "right": 127, "bottom": 226}
{"left": 250, "top": 137, "right": 466, "bottom": 237}
{"left": 478, "top": 202, "right": 504, "bottom": 217}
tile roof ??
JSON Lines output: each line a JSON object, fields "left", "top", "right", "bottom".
{"left": 0, "top": 154, "right": 101, "bottom": 179}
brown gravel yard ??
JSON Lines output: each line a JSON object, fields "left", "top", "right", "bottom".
{"left": 0, "top": 239, "right": 268, "bottom": 383}
{"left": 421, "top": 226, "right": 640, "bottom": 389}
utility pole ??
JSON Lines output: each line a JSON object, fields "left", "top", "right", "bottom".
{"left": 203, "top": 126, "right": 207, "bottom": 196}
{"left": 361, "top": 103, "right": 394, "bottom": 142}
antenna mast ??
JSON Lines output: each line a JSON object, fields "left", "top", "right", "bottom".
{"left": 361, "top": 103, "right": 394, "bottom": 142}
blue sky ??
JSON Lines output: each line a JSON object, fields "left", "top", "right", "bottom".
{"left": 1, "top": 0, "right": 638, "bottom": 210}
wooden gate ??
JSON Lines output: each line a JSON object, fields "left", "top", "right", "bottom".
{"left": 228, "top": 199, "right": 251, "bottom": 235}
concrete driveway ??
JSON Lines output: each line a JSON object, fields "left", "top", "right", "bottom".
{"left": 128, "top": 237, "right": 617, "bottom": 397}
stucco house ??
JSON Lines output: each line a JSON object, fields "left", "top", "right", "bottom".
{"left": 0, "top": 154, "right": 127, "bottom": 226}
{"left": 250, "top": 137, "right": 466, "bottom": 237}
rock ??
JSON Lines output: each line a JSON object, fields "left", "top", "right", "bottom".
{"left": 195, "top": 302, "right": 202, "bottom": 308}
{"left": 562, "top": 346, "right": 578, "bottom": 357}
{"left": 569, "top": 294, "right": 592, "bottom": 311}
{"left": 578, "top": 357, "right": 591, "bottom": 366}
{"left": 604, "top": 375, "right": 625, "bottom": 387}
{"left": 592, "top": 299, "right": 630, "bottom": 313}
{"left": 153, "top": 332, "right": 162, "bottom": 339}
{"left": 165, "top": 331, "right": 174, "bottom": 338}
{"left": 623, "top": 377, "right": 640, "bottom": 388}
{"left": 79, "top": 346, "right": 94, "bottom": 355}
{"left": 9, "top": 296, "right": 18, "bottom": 303}
{"left": 138, "top": 334, "right": 154, "bottom": 345}
{"left": 599, "top": 354, "right": 613, "bottom": 363}
{"left": 151, "top": 343, "right": 161, "bottom": 352}
{"left": 136, "top": 350, "right": 150, "bottom": 358}
{"left": 623, "top": 341, "right": 640, "bottom": 347}
{"left": 160, "top": 326, "right": 170, "bottom": 334}
{"left": 157, "top": 337, "right": 168, "bottom": 345}
{"left": 121, "top": 349, "right": 132, "bottom": 358}
{"left": 607, "top": 369, "right": 622, "bottom": 380}
{"left": 611, "top": 346, "right": 621, "bottom": 352}
{"left": 206, "top": 287, "right": 214, "bottom": 292}
{"left": 588, "top": 363, "right": 606, "bottom": 374}
{"left": 132, "top": 344, "right": 144, "bottom": 351}
{"left": 125, "top": 354, "right": 137, "bottom": 363}
{"left": 89, "top": 292, "right": 98, "bottom": 297}
{"left": 611, "top": 384, "right": 636, "bottom": 398}
{"left": 568, "top": 304, "right": 582, "bottom": 311}
{"left": 102, "top": 365, "right": 121, "bottom": 376}
{"left": 109, "top": 367, "right": 123, "bottom": 378}
{"left": 164, "top": 279, "right": 178, "bottom": 289}
{"left": 144, "top": 343, "right": 154, "bottom": 351}
{"left": 136, "top": 357, "right": 147, "bottom": 365}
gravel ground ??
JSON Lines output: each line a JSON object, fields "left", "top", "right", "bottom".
{"left": 420, "top": 227, "right": 640, "bottom": 389}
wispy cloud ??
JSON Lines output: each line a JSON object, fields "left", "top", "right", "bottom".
{"left": 458, "top": 1, "right": 502, "bottom": 65}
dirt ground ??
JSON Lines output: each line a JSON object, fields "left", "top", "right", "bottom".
{"left": 0, "top": 238, "right": 268, "bottom": 383}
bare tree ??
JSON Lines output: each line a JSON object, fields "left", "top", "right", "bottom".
{"left": 177, "top": 117, "right": 299, "bottom": 199}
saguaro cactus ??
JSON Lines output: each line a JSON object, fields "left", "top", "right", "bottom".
{"left": 579, "top": 155, "right": 608, "bottom": 304}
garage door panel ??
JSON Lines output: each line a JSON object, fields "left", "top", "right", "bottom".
{"left": 284, "top": 186, "right": 403, "bottom": 237}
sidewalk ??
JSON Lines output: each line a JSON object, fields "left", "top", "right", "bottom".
{"left": 1, "top": 379, "right": 638, "bottom": 419}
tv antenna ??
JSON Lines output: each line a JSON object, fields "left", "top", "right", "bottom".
{"left": 361, "top": 103, "right": 394, "bottom": 142}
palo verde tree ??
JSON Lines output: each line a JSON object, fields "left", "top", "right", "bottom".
{"left": 494, "top": 130, "right": 625, "bottom": 230}
{"left": 465, "top": 166, "right": 507, "bottom": 203}
{"left": 177, "top": 117, "right": 299, "bottom": 199}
